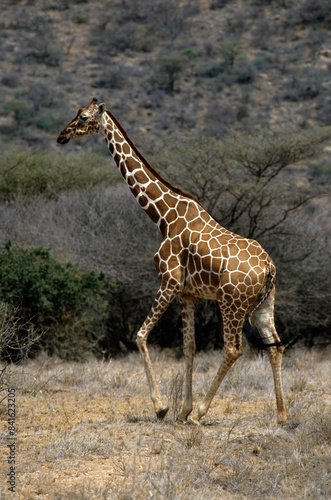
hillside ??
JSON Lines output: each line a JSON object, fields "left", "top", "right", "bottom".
{"left": 0, "top": 0, "right": 330, "bottom": 152}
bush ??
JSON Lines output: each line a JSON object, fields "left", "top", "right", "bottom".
{"left": 282, "top": 67, "right": 325, "bottom": 102}
{"left": 34, "top": 112, "right": 55, "bottom": 132}
{"left": 0, "top": 148, "right": 121, "bottom": 201}
{"left": 0, "top": 302, "right": 42, "bottom": 368}
{"left": 149, "top": 0, "right": 200, "bottom": 40}
{"left": 0, "top": 241, "right": 108, "bottom": 360}
{"left": 0, "top": 99, "right": 29, "bottom": 128}
{"left": 0, "top": 302, "right": 43, "bottom": 399}
{"left": 197, "top": 43, "right": 257, "bottom": 89}
{"left": 210, "top": 0, "right": 231, "bottom": 9}
{"left": 299, "top": 0, "right": 331, "bottom": 24}
{"left": 153, "top": 54, "right": 189, "bottom": 92}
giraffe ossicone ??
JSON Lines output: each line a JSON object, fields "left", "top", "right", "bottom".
{"left": 57, "top": 98, "right": 287, "bottom": 425}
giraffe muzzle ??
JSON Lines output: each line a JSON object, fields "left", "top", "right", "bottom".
{"left": 57, "top": 133, "right": 70, "bottom": 145}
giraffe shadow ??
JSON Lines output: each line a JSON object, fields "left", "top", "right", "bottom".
{"left": 124, "top": 413, "right": 158, "bottom": 424}
{"left": 124, "top": 412, "right": 221, "bottom": 427}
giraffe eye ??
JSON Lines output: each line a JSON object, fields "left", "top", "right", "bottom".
{"left": 80, "top": 115, "right": 89, "bottom": 122}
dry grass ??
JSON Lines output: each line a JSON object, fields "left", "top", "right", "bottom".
{"left": 1, "top": 347, "right": 330, "bottom": 499}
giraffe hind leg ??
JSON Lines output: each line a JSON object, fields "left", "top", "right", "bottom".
{"left": 189, "top": 314, "right": 245, "bottom": 424}
{"left": 251, "top": 289, "right": 287, "bottom": 424}
{"left": 177, "top": 294, "right": 197, "bottom": 422}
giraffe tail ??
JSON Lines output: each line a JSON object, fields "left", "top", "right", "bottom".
{"left": 249, "top": 259, "right": 275, "bottom": 317}
{"left": 242, "top": 320, "right": 273, "bottom": 349}
{"left": 243, "top": 318, "right": 284, "bottom": 350}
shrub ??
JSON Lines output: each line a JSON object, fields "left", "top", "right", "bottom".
{"left": 72, "top": 12, "right": 88, "bottom": 24}
{"left": 0, "top": 148, "right": 121, "bottom": 201}
{"left": 1, "top": 99, "right": 29, "bottom": 128}
{"left": 210, "top": 0, "right": 232, "bottom": 9}
{"left": 0, "top": 241, "right": 108, "bottom": 360}
{"left": 197, "top": 43, "right": 256, "bottom": 89}
{"left": 219, "top": 41, "right": 244, "bottom": 67}
{"left": 154, "top": 54, "right": 189, "bottom": 92}
{"left": 232, "top": 62, "right": 256, "bottom": 84}
{"left": 34, "top": 112, "right": 55, "bottom": 132}
{"left": 95, "top": 22, "right": 138, "bottom": 55}
{"left": 282, "top": 67, "right": 325, "bottom": 102}
{"left": 299, "top": 0, "right": 331, "bottom": 24}
{"left": 149, "top": 0, "right": 200, "bottom": 40}
{"left": 0, "top": 302, "right": 42, "bottom": 369}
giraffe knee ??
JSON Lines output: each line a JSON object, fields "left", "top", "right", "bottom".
{"left": 267, "top": 344, "right": 284, "bottom": 360}
{"left": 136, "top": 332, "right": 147, "bottom": 350}
{"left": 225, "top": 344, "right": 243, "bottom": 362}
{"left": 234, "top": 346, "right": 243, "bottom": 360}
{"left": 223, "top": 331, "right": 243, "bottom": 360}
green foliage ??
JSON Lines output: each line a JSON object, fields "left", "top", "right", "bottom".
{"left": 308, "top": 160, "right": 331, "bottom": 181}
{"left": 116, "top": 34, "right": 137, "bottom": 52}
{"left": 0, "top": 148, "right": 121, "bottom": 201}
{"left": 34, "top": 112, "right": 55, "bottom": 132}
{"left": 182, "top": 48, "right": 198, "bottom": 59}
{"left": 219, "top": 41, "right": 244, "bottom": 67}
{"left": 0, "top": 241, "right": 102, "bottom": 324}
{"left": 155, "top": 54, "right": 189, "bottom": 92}
{"left": 232, "top": 62, "right": 256, "bottom": 84}
{"left": 0, "top": 99, "right": 29, "bottom": 126}
{"left": 0, "top": 241, "right": 108, "bottom": 360}
{"left": 197, "top": 42, "right": 257, "bottom": 89}
{"left": 72, "top": 12, "right": 88, "bottom": 24}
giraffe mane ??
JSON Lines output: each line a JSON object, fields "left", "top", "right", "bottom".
{"left": 105, "top": 109, "right": 202, "bottom": 207}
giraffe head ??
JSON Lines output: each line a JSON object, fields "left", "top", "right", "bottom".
{"left": 57, "top": 98, "right": 106, "bottom": 144}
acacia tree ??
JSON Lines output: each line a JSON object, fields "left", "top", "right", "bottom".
{"left": 154, "top": 127, "right": 331, "bottom": 240}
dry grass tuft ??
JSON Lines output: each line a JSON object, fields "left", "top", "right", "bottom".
{"left": 176, "top": 426, "right": 203, "bottom": 449}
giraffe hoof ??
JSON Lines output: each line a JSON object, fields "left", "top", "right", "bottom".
{"left": 176, "top": 410, "right": 191, "bottom": 423}
{"left": 277, "top": 412, "right": 288, "bottom": 425}
{"left": 186, "top": 416, "right": 201, "bottom": 426}
{"left": 156, "top": 406, "right": 169, "bottom": 421}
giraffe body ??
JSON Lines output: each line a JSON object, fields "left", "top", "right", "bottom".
{"left": 57, "top": 98, "right": 287, "bottom": 424}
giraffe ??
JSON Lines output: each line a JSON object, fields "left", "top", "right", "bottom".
{"left": 57, "top": 98, "right": 287, "bottom": 425}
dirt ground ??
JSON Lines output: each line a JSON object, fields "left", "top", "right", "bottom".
{"left": 1, "top": 347, "right": 330, "bottom": 499}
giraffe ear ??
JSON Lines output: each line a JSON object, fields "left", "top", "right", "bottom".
{"left": 98, "top": 103, "right": 106, "bottom": 115}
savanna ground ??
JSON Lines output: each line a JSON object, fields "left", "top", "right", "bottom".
{"left": 1, "top": 346, "right": 330, "bottom": 499}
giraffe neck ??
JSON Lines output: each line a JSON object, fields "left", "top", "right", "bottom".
{"left": 100, "top": 110, "right": 198, "bottom": 234}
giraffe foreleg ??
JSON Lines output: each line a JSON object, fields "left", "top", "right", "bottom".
{"left": 177, "top": 294, "right": 197, "bottom": 422}
{"left": 136, "top": 285, "right": 178, "bottom": 420}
